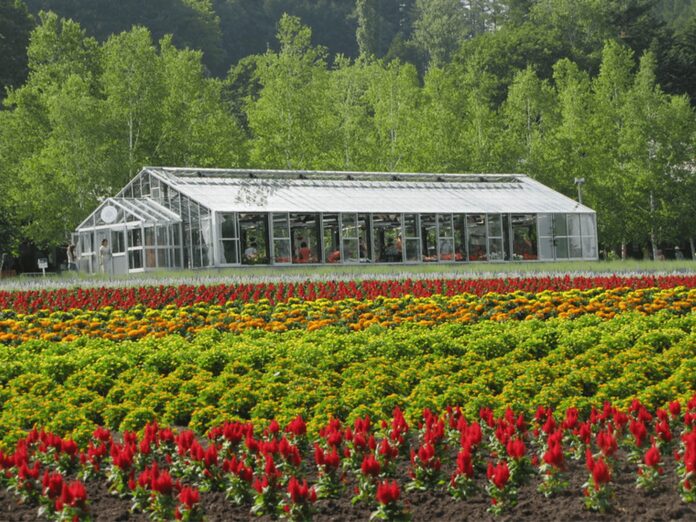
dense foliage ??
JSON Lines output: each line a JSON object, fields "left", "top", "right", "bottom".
{"left": 0, "top": 311, "right": 694, "bottom": 448}
{"left": 1, "top": 1, "right": 695, "bottom": 254}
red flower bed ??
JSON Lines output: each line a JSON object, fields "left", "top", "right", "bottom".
{"left": 1, "top": 397, "right": 696, "bottom": 520}
{"left": 3, "top": 274, "right": 696, "bottom": 313}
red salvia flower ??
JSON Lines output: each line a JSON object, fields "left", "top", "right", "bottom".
{"left": 178, "top": 486, "right": 200, "bottom": 509}
{"left": 375, "top": 480, "right": 400, "bottom": 505}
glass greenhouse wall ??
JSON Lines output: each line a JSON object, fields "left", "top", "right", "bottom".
{"left": 75, "top": 168, "right": 598, "bottom": 273}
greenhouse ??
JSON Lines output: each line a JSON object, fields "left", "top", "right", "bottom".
{"left": 74, "top": 167, "right": 598, "bottom": 274}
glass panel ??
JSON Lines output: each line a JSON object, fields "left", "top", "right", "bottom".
{"left": 453, "top": 215, "right": 466, "bottom": 262}
{"left": 539, "top": 237, "right": 554, "bottom": 260}
{"left": 150, "top": 178, "right": 161, "bottom": 200}
{"left": 582, "top": 237, "right": 597, "bottom": 259}
{"left": 341, "top": 213, "right": 358, "bottom": 237}
{"left": 467, "top": 215, "right": 486, "bottom": 261}
{"left": 111, "top": 230, "right": 126, "bottom": 254}
{"left": 568, "top": 214, "right": 581, "bottom": 237}
{"left": 239, "top": 213, "right": 269, "bottom": 265}
{"left": 569, "top": 236, "right": 582, "bottom": 258}
{"left": 290, "top": 213, "right": 320, "bottom": 263}
{"left": 553, "top": 214, "right": 567, "bottom": 237}
{"left": 357, "top": 214, "right": 371, "bottom": 262}
{"left": 129, "top": 228, "right": 142, "bottom": 247}
{"left": 405, "top": 238, "right": 420, "bottom": 262}
{"left": 220, "top": 214, "right": 237, "bottom": 239}
{"left": 487, "top": 214, "right": 502, "bottom": 238}
{"left": 273, "top": 213, "right": 290, "bottom": 238}
{"left": 129, "top": 250, "right": 143, "bottom": 269}
{"left": 323, "top": 214, "right": 341, "bottom": 263}
{"left": 404, "top": 214, "right": 418, "bottom": 238}
{"left": 144, "top": 227, "right": 155, "bottom": 247}
{"left": 80, "top": 232, "right": 93, "bottom": 253}
{"left": 342, "top": 239, "right": 359, "bottom": 262}
{"left": 172, "top": 248, "right": 181, "bottom": 268}
{"left": 438, "top": 214, "right": 453, "bottom": 237}
{"left": 156, "top": 226, "right": 168, "bottom": 247}
{"left": 273, "top": 239, "right": 292, "bottom": 264}
{"left": 145, "top": 248, "right": 157, "bottom": 268}
{"left": 168, "top": 190, "right": 180, "bottom": 215}
{"left": 172, "top": 225, "right": 181, "bottom": 247}
{"left": 555, "top": 237, "right": 569, "bottom": 259}
{"left": 512, "top": 214, "right": 538, "bottom": 261}
{"left": 373, "top": 213, "right": 402, "bottom": 263}
{"left": 580, "top": 214, "right": 595, "bottom": 238}
{"left": 439, "top": 238, "right": 455, "bottom": 261}
{"left": 141, "top": 173, "right": 150, "bottom": 197}
{"left": 220, "top": 240, "right": 239, "bottom": 264}
{"left": 488, "top": 238, "right": 504, "bottom": 261}
{"left": 200, "top": 211, "right": 213, "bottom": 267}
{"left": 538, "top": 214, "right": 553, "bottom": 237}
{"left": 157, "top": 249, "right": 168, "bottom": 268}
{"left": 131, "top": 179, "right": 141, "bottom": 199}
{"left": 122, "top": 185, "right": 133, "bottom": 198}
{"left": 421, "top": 214, "right": 437, "bottom": 262}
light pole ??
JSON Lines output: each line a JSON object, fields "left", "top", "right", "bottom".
{"left": 574, "top": 177, "right": 585, "bottom": 205}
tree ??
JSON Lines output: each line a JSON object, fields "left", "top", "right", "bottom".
{"left": 411, "top": 0, "right": 468, "bottom": 68}
{"left": 25, "top": 0, "right": 226, "bottom": 74}
{"left": 364, "top": 59, "right": 421, "bottom": 172}
{"left": 356, "top": 0, "right": 414, "bottom": 58}
{"left": 101, "top": 27, "right": 165, "bottom": 180}
{"left": 500, "top": 66, "right": 557, "bottom": 173}
{"left": 659, "top": 14, "right": 696, "bottom": 103}
{"left": 156, "top": 36, "right": 248, "bottom": 167}
{"left": 246, "top": 14, "right": 332, "bottom": 169}
{"left": 0, "top": 0, "right": 34, "bottom": 98}
{"left": 325, "top": 56, "right": 380, "bottom": 170}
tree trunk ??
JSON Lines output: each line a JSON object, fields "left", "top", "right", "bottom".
{"left": 690, "top": 238, "right": 695, "bottom": 260}
{"left": 621, "top": 241, "right": 627, "bottom": 260}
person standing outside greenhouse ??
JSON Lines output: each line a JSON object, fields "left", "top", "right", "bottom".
{"left": 99, "top": 239, "right": 112, "bottom": 274}
{"left": 66, "top": 243, "right": 78, "bottom": 271}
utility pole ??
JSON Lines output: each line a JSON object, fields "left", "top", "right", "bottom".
{"left": 574, "top": 178, "right": 585, "bottom": 205}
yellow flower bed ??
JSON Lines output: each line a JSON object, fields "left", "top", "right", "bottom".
{"left": 0, "top": 287, "right": 694, "bottom": 344}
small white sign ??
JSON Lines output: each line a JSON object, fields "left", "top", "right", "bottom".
{"left": 38, "top": 258, "right": 48, "bottom": 269}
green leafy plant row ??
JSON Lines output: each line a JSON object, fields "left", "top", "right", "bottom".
{"left": 0, "top": 311, "right": 694, "bottom": 449}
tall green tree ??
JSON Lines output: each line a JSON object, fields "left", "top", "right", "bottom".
{"left": 364, "top": 59, "right": 421, "bottom": 172}
{"left": 25, "top": 0, "right": 226, "bottom": 74}
{"left": 356, "top": 0, "right": 414, "bottom": 58}
{"left": 411, "top": 0, "right": 468, "bottom": 68}
{"left": 246, "top": 14, "right": 332, "bottom": 169}
{"left": 0, "top": 0, "right": 34, "bottom": 97}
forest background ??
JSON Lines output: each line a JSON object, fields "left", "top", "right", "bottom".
{"left": 1, "top": 0, "right": 696, "bottom": 259}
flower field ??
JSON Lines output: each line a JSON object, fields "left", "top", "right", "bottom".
{"left": 2, "top": 274, "right": 696, "bottom": 313}
{"left": 0, "top": 273, "right": 695, "bottom": 520}
{"left": 1, "top": 286, "right": 695, "bottom": 344}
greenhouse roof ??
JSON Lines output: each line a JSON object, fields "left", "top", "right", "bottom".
{"left": 77, "top": 197, "right": 181, "bottom": 230}
{"left": 142, "top": 167, "right": 595, "bottom": 215}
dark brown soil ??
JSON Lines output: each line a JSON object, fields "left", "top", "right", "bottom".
{"left": 1, "top": 455, "right": 694, "bottom": 521}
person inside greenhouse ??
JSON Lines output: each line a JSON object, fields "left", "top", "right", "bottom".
{"left": 99, "top": 239, "right": 111, "bottom": 274}
{"left": 244, "top": 241, "right": 258, "bottom": 262}
{"left": 297, "top": 242, "right": 313, "bottom": 263}
{"left": 384, "top": 240, "right": 400, "bottom": 262}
